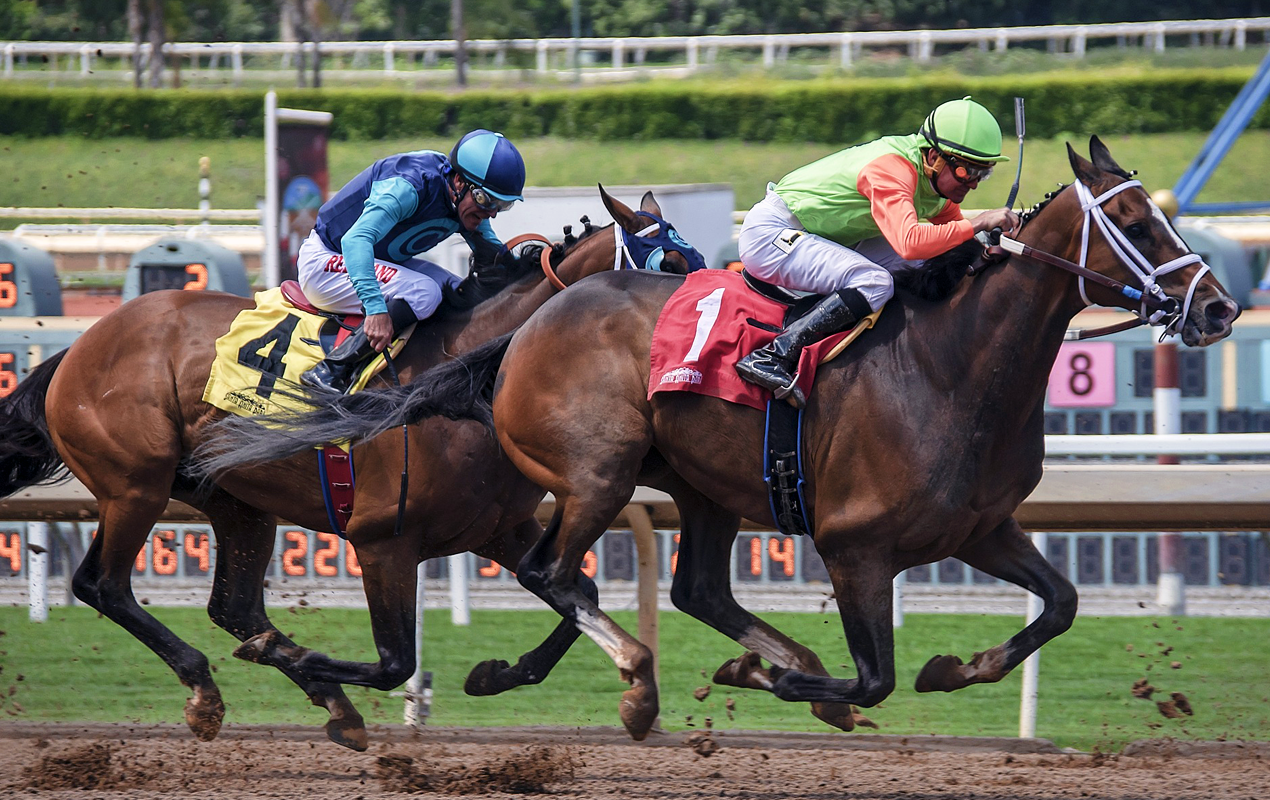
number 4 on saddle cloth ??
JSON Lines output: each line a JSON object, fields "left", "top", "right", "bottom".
{"left": 648, "top": 269, "right": 880, "bottom": 537}
{"left": 202, "top": 282, "right": 412, "bottom": 537}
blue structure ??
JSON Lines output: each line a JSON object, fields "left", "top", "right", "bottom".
{"left": 1173, "top": 48, "right": 1270, "bottom": 217}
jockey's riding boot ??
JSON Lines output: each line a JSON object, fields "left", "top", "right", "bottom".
{"left": 300, "top": 326, "right": 378, "bottom": 395}
{"left": 735, "top": 288, "right": 872, "bottom": 408}
{"left": 301, "top": 300, "right": 419, "bottom": 395}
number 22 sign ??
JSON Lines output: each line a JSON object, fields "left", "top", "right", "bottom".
{"left": 1047, "top": 342, "right": 1116, "bottom": 407}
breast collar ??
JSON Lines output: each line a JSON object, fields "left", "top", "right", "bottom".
{"left": 613, "top": 212, "right": 707, "bottom": 273}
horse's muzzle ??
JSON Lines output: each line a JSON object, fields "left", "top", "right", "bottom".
{"left": 1183, "top": 295, "right": 1240, "bottom": 347}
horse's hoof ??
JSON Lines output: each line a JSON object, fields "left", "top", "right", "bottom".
{"left": 184, "top": 687, "right": 225, "bottom": 742}
{"left": 464, "top": 659, "right": 514, "bottom": 696}
{"left": 810, "top": 701, "right": 856, "bottom": 732}
{"left": 618, "top": 684, "right": 659, "bottom": 741}
{"left": 914, "top": 653, "right": 969, "bottom": 693}
{"left": 712, "top": 651, "right": 770, "bottom": 691}
{"left": 234, "top": 630, "right": 278, "bottom": 664}
{"left": 325, "top": 714, "right": 369, "bottom": 752}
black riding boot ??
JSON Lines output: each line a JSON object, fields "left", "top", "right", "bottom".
{"left": 735, "top": 288, "right": 871, "bottom": 408}
{"left": 300, "top": 326, "right": 378, "bottom": 394}
{"left": 301, "top": 299, "right": 418, "bottom": 395}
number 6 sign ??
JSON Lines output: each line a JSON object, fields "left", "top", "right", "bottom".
{"left": 1047, "top": 342, "right": 1116, "bottom": 407}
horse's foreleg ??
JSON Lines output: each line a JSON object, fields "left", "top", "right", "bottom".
{"left": 202, "top": 493, "right": 367, "bottom": 751}
{"left": 914, "top": 516, "right": 1077, "bottom": 693}
{"left": 234, "top": 529, "right": 420, "bottom": 692}
{"left": 73, "top": 498, "right": 225, "bottom": 742}
{"left": 516, "top": 497, "right": 659, "bottom": 741}
{"left": 722, "top": 544, "right": 898, "bottom": 708}
{"left": 667, "top": 490, "right": 860, "bottom": 732}
{"left": 464, "top": 516, "right": 599, "bottom": 696}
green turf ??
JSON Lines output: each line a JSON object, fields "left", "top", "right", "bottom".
{"left": 2, "top": 605, "right": 1267, "bottom": 752}
{"left": 3, "top": 130, "right": 1269, "bottom": 228}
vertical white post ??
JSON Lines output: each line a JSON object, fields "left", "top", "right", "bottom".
{"left": 263, "top": 90, "right": 280, "bottom": 289}
{"left": 612, "top": 39, "right": 623, "bottom": 68}
{"left": 449, "top": 552, "right": 470, "bottom": 626}
{"left": 198, "top": 156, "right": 211, "bottom": 228}
{"left": 1019, "top": 531, "right": 1046, "bottom": 738}
{"left": 27, "top": 523, "right": 50, "bottom": 623}
{"left": 627, "top": 504, "right": 661, "bottom": 713}
{"left": 384, "top": 43, "right": 395, "bottom": 73}
{"left": 762, "top": 37, "right": 775, "bottom": 68}
{"left": 404, "top": 561, "right": 430, "bottom": 726}
{"left": 839, "top": 33, "right": 853, "bottom": 68}
{"left": 892, "top": 570, "right": 905, "bottom": 628}
{"left": 686, "top": 39, "right": 698, "bottom": 71}
{"left": 4, "top": 44, "right": 13, "bottom": 78}
{"left": 1154, "top": 333, "right": 1186, "bottom": 616}
{"left": 80, "top": 44, "right": 91, "bottom": 76}
{"left": 536, "top": 39, "right": 548, "bottom": 73}
{"left": 232, "top": 44, "right": 243, "bottom": 84}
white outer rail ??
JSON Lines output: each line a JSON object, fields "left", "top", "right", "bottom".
{"left": 1047, "top": 433, "right": 1270, "bottom": 455}
{"left": 3, "top": 18, "right": 1268, "bottom": 78}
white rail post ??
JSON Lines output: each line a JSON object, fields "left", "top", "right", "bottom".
{"left": 231, "top": 44, "right": 243, "bottom": 85}
{"left": 80, "top": 44, "right": 91, "bottom": 76}
{"left": 892, "top": 570, "right": 905, "bottom": 628}
{"left": 404, "top": 560, "right": 431, "bottom": 726}
{"left": 612, "top": 39, "right": 624, "bottom": 68}
{"left": 27, "top": 522, "right": 50, "bottom": 623}
{"left": 839, "top": 33, "right": 853, "bottom": 68}
{"left": 1154, "top": 333, "right": 1186, "bottom": 616}
{"left": 686, "top": 38, "right": 698, "bottom": 71}
{"left": 762, "top": 36, "right": 775, "bottom": 68}
{"left": 263, "top": 90, "right": 280, "bottom": 288}
{"left": 536, "top": 39, "right": 548, "bottom": 73}
{"left": 198, "top": 156, "right": 211, "bottom": 227}
{"left": 1019, "top": 531, "right": 1046, "bottom": 738}
{"left": 3, "top": 44, "right": 12, "bottom": 77}
{"left": 384, "top": 42, "right": 395, "bottom": 73}
{"left": 449, "top": 552, "right": 470, "bottom": 625}
{"left": 995, "top": 28, "right": 1009, "bottom": 52}
{"left": 1072, "top": 30, "right": 1087, "bottom": 58}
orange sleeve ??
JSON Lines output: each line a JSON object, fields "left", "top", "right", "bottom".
{"left": 856, "top": 154, "right": 974, "bottom": 261}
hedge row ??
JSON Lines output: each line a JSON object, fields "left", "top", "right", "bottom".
{"left": 2, "top": 69, "right": 1265, "bottom": 142}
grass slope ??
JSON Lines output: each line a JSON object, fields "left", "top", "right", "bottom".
{"left": 3, "top": 131, "right": 1269, "bottom": 225}
{"left": 2, "top": 605, "right": 1267, "bottom": 752}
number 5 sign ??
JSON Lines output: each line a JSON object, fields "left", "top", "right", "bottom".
{"left": 1048, "top": 342, "right": 1116, "bottom": 407}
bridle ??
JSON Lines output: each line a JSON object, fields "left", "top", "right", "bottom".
{"left": 997, "top": 178, "right": 1208, "bottom": 341}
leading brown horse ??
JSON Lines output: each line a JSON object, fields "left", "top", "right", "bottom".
{"left": 248, "top": 138, "right": 1240, "bottom": 740}
{"left": 0, "top": 187, "right": 690, "bottom": 749}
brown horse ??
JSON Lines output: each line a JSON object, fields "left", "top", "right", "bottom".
{"left": 0, "top": 187, "right": 691, "bottom": 749}
{"left": 256, "top": 138, "right": 1240, "bottom": 740}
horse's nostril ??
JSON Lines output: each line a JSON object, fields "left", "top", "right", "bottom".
{"left": 1205, "top": 300, "right": 1238, "bottom": 324}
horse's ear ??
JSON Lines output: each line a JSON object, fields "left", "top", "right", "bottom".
{"left": 639, "top": 191, "right": 662, "bottom": 217}
{"left": 1067, "top": 141, "right": 1101, "bottom": 187}
{"left": 1088, "top": 135, "right": 1133, "bottom": 179}
{"left": 599, "top": 183, "right": 640, "bottom": 232}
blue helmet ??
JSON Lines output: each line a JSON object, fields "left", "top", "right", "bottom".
{"left": 449, "top": 129, "right": 526, "bottom": 202}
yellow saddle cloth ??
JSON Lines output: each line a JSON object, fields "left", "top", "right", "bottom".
{"left": 202, "top": 287, "right": 402, "bottom": 422}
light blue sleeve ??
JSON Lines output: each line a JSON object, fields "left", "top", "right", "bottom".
{"left": 462, "top": 218, "right": 507, "bottom": 268}
{"left": 341, "top": 177, "right": 418, "bottom": 316}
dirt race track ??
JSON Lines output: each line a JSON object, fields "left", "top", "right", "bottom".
{"left": 2, "top": 723, "right": 1268, "bottom": 799}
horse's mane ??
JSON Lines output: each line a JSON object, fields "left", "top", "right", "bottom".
{"left": 436, "top": 221, "right": 609, "bottom": 315}
{"left": 894, "top": 183, "right": 1073, "bottom": 302}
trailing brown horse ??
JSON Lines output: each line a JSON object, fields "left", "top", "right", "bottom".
{"left": 0, "top": 187, "right": 692, "bottom": 749}
{"left": 257, "top": 138, "right": 1240, "bottom": 740}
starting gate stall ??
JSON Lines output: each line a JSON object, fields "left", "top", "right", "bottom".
{"left": 123, "top": 238, "right": 252, "bottom": 301}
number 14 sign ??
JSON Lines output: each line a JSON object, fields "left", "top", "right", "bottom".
{"left": 1047, "top": 342, "right": 1116, "bottom": 407}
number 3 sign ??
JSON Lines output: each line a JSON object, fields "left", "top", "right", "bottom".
{"left": 1048, "top": 342, "right": 1116, "bottom": 407}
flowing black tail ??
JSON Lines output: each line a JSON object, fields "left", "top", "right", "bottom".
{"left": 196, "top": 331, "right": 515, "bottom": 477}
{"left": 0, "top": 349, "right": 69, "bottom": 497}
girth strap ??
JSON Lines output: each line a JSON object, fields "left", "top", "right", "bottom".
{"left": 763, "top": 399, "right": 812, "bottom": 537}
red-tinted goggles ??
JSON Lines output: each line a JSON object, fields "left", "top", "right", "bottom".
{"left": 943, "top": 154, "right": 994, "bottom": 185}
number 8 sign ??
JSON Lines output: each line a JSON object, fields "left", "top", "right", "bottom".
{"left": 1047, "top": 342, "right": 1116, "bottom": 407}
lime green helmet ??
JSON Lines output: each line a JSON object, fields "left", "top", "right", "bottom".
{"left": 919, "top": 96, "right": 1010, "bottom": 164}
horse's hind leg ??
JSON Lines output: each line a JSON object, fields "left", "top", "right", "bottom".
{"left": 72, "top": 495, "right": 225, "bottom": 741}
{"left": 463, "top": 516, "right": 601, "bottom": 696}
{"left": 666, "top": 487, "right": 860, "bottom": 731}
{"left": 201, "top": 491, "right": 368, "bottom": 751}
{"left": 914, "top": 516, "right": 1077, "bottom": 693}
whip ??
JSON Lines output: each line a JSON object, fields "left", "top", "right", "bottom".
{"left": 1004, "top": 96, "right": 1026, "bottom": 211}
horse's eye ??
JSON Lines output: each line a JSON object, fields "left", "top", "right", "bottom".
{"left": 1125, "top": 222, "right": 1148, "bottom": 239}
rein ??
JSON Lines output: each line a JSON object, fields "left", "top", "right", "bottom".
{"left": 999, "top": 178, "right": 1207, "bottom": 340}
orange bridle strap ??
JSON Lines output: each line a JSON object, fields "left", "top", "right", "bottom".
{"left": 503, "top": 233, "right": 565, "bottom": 291}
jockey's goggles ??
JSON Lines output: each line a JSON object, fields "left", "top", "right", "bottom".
{"left": 941, "top": 153, "right": 994, "bottom": 185}
{"left": 466, "top": 180, "right": 517, "bottom": 213}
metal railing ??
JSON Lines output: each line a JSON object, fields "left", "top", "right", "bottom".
{"left": 4, "top": 18, "right": 1269, "bottom": 82}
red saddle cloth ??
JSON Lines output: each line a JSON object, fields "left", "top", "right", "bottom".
{"left": 648, "top": 270, "right": 853, "bottom": 411}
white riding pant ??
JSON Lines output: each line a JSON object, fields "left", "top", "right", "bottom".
{"left": 737, "top": 188, "right": 921, "bottom": 312}
{"left": 297, "top": 231, "right": 461, "bottom": 319}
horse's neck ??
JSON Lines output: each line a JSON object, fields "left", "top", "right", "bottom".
{"left": 903, "top": 197, "right": 1088, "bottom": 427}
{"left": 398, "top": 230, "right": 619, "bottom": 376}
